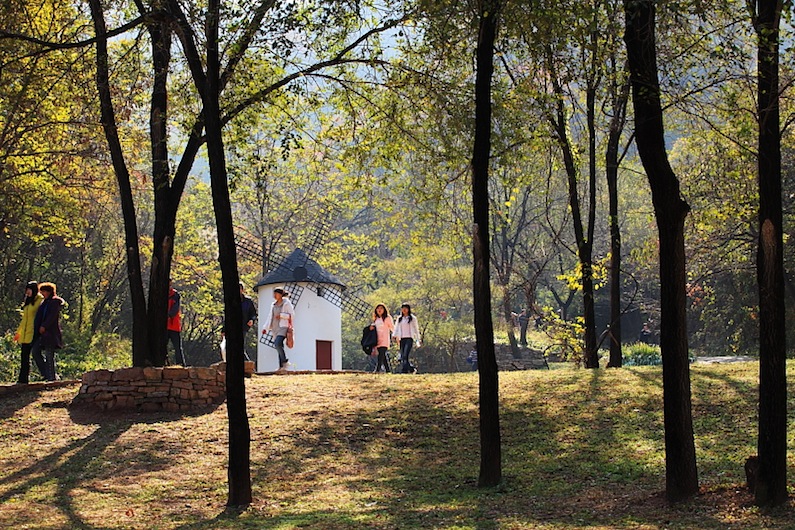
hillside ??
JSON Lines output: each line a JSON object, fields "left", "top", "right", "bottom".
{"left": 0, "top": 363, "right": 792, "bottom": 529}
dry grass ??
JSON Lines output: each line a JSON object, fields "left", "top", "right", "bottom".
{"left": 0, "top": 362, "right": 793, "bottom": 529}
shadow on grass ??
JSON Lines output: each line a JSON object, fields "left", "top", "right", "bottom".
{"left": 224, "top": 370, "right": 746, "bottom": 529}
{"left": 0, "top": 388, "right": 46, "bottom": 420}
{"left": 0, "top": 403, "right": 222, "bottom": 530}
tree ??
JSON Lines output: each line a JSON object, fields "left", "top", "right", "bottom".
{"left": 473, "top": 0, "right": 502, "bottom": 488}
{"left": 623, "top": 0, "right": 699, "bottom": 501}
{"left": 749, "top": 0, "right": 788, "bottom": 507}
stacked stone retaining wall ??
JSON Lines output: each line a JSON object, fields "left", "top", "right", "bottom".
{"left": 72, "top": 364, "right": 226, "bottom": 412}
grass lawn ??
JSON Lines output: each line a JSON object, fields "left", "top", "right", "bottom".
{"left": 0, "top": 362, "right": 793, "bottom": 529}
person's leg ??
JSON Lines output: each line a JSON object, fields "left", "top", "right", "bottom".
{"left": 31, "top": 339, "right": 47, "bottom": 380}
{"left": 520, "top": 323, "right": 528, "bottom": 345}
{"left": 175, "top": 333, "right": 185, "bottom": 366}
{"left": 168, "top": 331, "right": 185, "bottom": 366}
{"left": 274, "top": 335, "right": 288, "bottom": 367}
{"left": 44, "top": 348, "right": 56, "bottom": 381}
{"left": 18, "top": 343, "right": 32, "bottom": 384}
{"left": 400, "top": 339, "right": 413, "bottom": 373}
{"left": 376, "top": 347, "right": 388, "bottom": 373}
{"left": 241, "top": 328, "right": 252, "bottom": 361}
{"left": 380, "top": 347, "right": 390, "bottom": 373}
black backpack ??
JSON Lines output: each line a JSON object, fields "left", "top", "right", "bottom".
{"left": 360, "top": 325, "right": 377, "bottom": 354}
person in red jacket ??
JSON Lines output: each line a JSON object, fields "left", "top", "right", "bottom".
{"left": 167, "top": 279, "right": 185, "bottom": 366}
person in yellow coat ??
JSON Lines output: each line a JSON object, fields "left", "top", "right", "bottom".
{"left": 13, "top": 281, "right": 45, "bottom": 384}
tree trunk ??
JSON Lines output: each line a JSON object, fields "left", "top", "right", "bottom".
{"left": 88, "top": 0, "right": 149, "bottom": 367}
{"left": 473, "top": 0, "right": 501, "bottom": 488}
{"left": 548, "top": 54, "right": 598, "bottom": 368}
{"left": 146, "top": 18, "right": 176, "bottom": 367}
{"left": 606, "top": 73, "right": 630, "bottom": 368}
{"left": 200, "top": 0, "right": 252, "bottom": 507}
{"left": 753, "top": 0, "right": 788, "bottom": 507}
{"left": 624, "top": 0, "right": 699, "bottom": 502}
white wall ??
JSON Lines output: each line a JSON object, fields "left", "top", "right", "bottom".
{"left": 255, "top": 283, "right": 342, "bottom": 372}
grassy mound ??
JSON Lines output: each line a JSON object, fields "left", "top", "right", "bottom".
{"left": 0, "top": 362, "right": 792, "bottom": 529}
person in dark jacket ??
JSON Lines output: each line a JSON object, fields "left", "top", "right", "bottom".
{"left": 30, "top": 282, "right": 65, "bottom": 381}
{"left": 222, "top": 282, "right": 258, "bottom": 361}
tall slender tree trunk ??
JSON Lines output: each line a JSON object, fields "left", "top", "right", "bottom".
{"left": 752, "top": 0, "right": 788, "bottom": 507}
{"left": 547, "top": 52, "right": 598, "bottom": 368}
{"left": 473, "top": 0, "right": 501, "bottom": 488}
{"left": 624, "top": 0, "right": 698, "bottom": 502}
{"left": 200, "top": 0, "right": 252, "bottom": 506}
{"left": 146, "top": 18, "right": 176, "bottom": 366}
{"left": 88, "top": 0, "right": 149, "bottom": 367}
{"left": 606, "top": 74, "right": 630, "bottom": 368}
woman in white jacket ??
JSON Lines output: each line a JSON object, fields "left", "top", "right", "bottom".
{"left": 262, "top": 288, "right": 294, "bottom": 371}
{"left": 392, "top": 303, "right": 421, "bottom": 373}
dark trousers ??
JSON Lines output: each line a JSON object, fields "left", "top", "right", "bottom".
{"left": 519, "top": 322, "right": 528, "bottom": 346}
{"left": 30, "top": 339, "right": 56, "bottom": 381}
{"left": 399, "top": 338, "right": 414, "bottom": 373}
{"left": 274, "top": 335, "right": 288, "bottom": 367}
{"left": 18, "top": 342, "right": 46, "bottom": 383}
{"left": 168, "top": 330, "right": 185, "bottom": 366}
{"left": 374, "top": 346, "right": 390, "bottom": 373}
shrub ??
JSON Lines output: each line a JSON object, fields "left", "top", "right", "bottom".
{"left": 623, "top": 342, "right": 662, "bottom": 366}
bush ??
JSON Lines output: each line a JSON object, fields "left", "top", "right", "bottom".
{"left": 58, "top": 331, "right": 132, "bottom": 378}
{"left": 623, "top": 342, "right": 662, "bottom": 366}
{"left": 0, "top": 333, "right": 19, "bottom": 382}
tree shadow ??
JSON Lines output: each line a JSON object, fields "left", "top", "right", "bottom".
{"left": 234, "top": 369, "right": 788, "bottom": 529}
{"left": 0, "top": 402, "right": 222, "bottom": 530}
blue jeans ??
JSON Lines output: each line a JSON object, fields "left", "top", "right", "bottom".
{"left": 399, "top": 338, "right": 414, "bottom": 373}
{"left": 274, "top": 335, "right": 288, "bottom": 367}
{"left": 30, "top": 339, "right": 56, "bottom": 381}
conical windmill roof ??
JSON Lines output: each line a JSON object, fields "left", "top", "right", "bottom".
{"left": 254, "top": 248, "right": 346, "bottom": 289}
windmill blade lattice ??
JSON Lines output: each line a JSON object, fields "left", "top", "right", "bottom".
{"left": 315, "top": 284, "right": 370, "bottom": 319}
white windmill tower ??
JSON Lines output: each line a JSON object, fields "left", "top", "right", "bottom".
{"left": 236, "top": 208, "right": 369, "bottom": 372}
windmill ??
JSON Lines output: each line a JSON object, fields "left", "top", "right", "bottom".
{"left": 235, "top": 204, "right": 370, "bottom": 371}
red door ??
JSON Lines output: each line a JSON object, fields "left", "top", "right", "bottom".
{"left": 316, "top": 340, "right": 332, "bottom": 370}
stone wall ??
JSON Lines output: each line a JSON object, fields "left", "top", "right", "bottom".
{"left": 72, "top": 364, "right": 227, "bottom": 412}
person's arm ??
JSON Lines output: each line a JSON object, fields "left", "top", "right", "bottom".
{"left": 15, "top": 307, "right": 26, "bottom": 341}
{"left": 168, "top": 291, "right": 180, "bottom": 318}
{"left": 284, "top": 299, "right": 295, "bottom": 328}
{"left": 262, "top": 302, "right": 273, "bottom": 333}
{"left": 40, "top": 299, "right": 62, "bottom": 334}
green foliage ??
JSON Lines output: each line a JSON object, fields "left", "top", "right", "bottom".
{"left": 56, "top": 331, "right": 132, "bottom": 379}
{"left": 623, "top": 342, "right": 663, "bottom": 366}
{"left": 0, "top": 333, "right": 18, "bottom": 382}
{"left": 539, "top": 309, "right": 584, "bottom": 364}
{"left": 0, "top": 330, "right": 130, "bottom": 383}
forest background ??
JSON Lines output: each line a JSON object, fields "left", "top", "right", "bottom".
{"left": 1, "top": 0, "right": 793, "bottom": 380}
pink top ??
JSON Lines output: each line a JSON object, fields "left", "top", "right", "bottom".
{"left": 374, "top": 316, "right": 394, "bottom": 348}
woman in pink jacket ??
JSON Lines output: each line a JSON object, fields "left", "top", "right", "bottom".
{"left": 370, "top": 304, "right": 394, "bottom": 373}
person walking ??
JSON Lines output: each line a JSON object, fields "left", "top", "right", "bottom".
{"left": 13, "top": 281, "right": 45, "bottom": 384}
{"left": 393, "top": 303, "right": 421, "bottom": 373}
{"left": 518, "top": 309, "right": 530, "bottom": 346}
{"left": 167, "top": 279, "right": 185, "bottom": 366}
{"left": 370, "top": 303, "right": 394, "bottom": 373}
{"left": 262, "top": 288, "right": 294, "bottom": 372}
{"left": 221, "top": 282, "right": 258, "bottom": 361}
{"left": 30, "top": 282, "right": 65, "bottom": 381}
